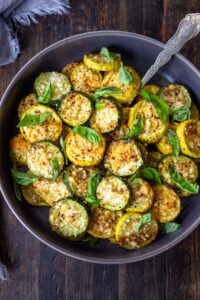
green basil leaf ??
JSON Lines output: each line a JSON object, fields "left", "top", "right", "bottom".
{"left": 172, "top": 106, "right": 191, "bottom": 122}
{"left": 73, "top": 126, "right": 102, "bottom": 145}
{"left": 167, "top": 129, "right": 180, "bottom": 157}
{"left": 100, "top": 47, "right": 117, "bottom": 61}
{"left": 128, "top": 167, "right": 162, "bottom": 184}
{"left": 38, "top": 82, "right": 52, "bottom": 104}
{"left": 87, "top": 172, "right": 102, "bottom": 196}
{"left": 85, "top": 196, "right": 100, "bottom": 206}
{"left": 85, "top": 172, "right": 102, "bottom": 206}
{"left": 82, "top": 235, "right": 99, "bottom": 246}
{"left": 124, "top": 116, "right": 143, "bottom": 139}
{"left": 135, "top": 213, "right": 152, "bottom": 233}
{"left": 93, "top": 87, "right": 123, "bottom": 99}
{"left": 169, "top": 164, "right": 199, "bottom": 194}
{"left": 11, "top": 169, "right": 37, "bottom": 186}
{"left": 60, "top": 136, "right": 68, "bottom": 165}
{"left": 51, "top": 157, "right": 60, "bottom": 181}
{"left": 17, "top": 112, "right": 50, "bottom": 127}
{"left": 140, "top": 89, "right": 169, "bottom": 124}
{"left": 159, "top": 222, "right": 180, "bottom": 234}
{"left": 62, "top": 171, "right": 74, "bottom": 195}
{"left": 118, "top": 63, "right": 133, "bottom": 86}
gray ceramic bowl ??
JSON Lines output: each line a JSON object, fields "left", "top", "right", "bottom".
{"left": 0, "top": 31, "right": 199, "bottom": 264}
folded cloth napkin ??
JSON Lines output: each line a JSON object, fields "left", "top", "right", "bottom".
{"left": 0, "top": 0, "right": 70, "bottom": 280}
{"left": 0, "top": 0, "right": 70, "bottom": 66}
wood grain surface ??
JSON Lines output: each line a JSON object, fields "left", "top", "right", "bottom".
{"left": 0, "top": 1, "right": 200, "bottom": 299}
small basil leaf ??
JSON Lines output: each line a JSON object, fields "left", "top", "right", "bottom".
{"left": 93, "top": 87, "right": 123, "bottom": 99}
{"left": 11, "top": 169, "right": 37, "bottom": 186}
{"left": 167, "top": 129, "right": 180, "bottom": 157}
{"left": 159, "top": 222, "right": 180, "bottom": 234}
{"left": 124, "top": 116, "right": 143, "bottom": 139}
{"left": 82, "top": 235, "right": 99, "bottom": 246}
{"left": 169, "top": 164, "right": 199, "bottom": 194}
{"left": 38, "top": 82, "right": 52, "bottom": 104}
{"left": 99, "top": 47, "right": 117, "bottom": 61}
{"left": 87, "top": 172, "right": 102, "bottom": 196}
{"left": 135, "top": 213, "right": 152, "bottom": 233}
{"left": 73, "top": 126, "right": 102, "bottom": 145}
{"left": 51, "top": 157, "right": 60, "bottom": 181}
{"left": 85, "top": 196, "right": 100, "bottom": 206}
{"left": 62, "top": 171, "right": 74, "bottom": 195}
{"left": 17, "top": 112, "right": 50, "bottom": 127}
{"left": 128, "top": 167, "right": 161, "bottom": 184}
{"left": 60, "top": 136, "right": 68, "bottom": 165}
{"left": 172, "top": 106, "right": 191, "bottom": 122}
{"left": 140, "top": 89, "right": 169, "bottom": 124}
{"left": 118, "top": 63, "right": 133, "bottom": 86}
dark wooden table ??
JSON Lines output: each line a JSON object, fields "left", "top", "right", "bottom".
{"left": 0, "top": 1, "right": 200, "bottom": 299}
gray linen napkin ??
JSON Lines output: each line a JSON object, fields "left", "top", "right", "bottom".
{"left": 0, "top": 0, "right": 70, "bottom": 280}
{"left": 0, "top": 0, "right": 70, "bottom": 66}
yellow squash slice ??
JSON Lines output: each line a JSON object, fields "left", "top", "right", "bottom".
{"left": 84, "top": 53, "right": 120, "bottom": 71}
{"left": 101, "top": 65, "right": 141, "bottom": 106}
{"left": 176, "top": 119, "right": 200, "bottom": 158}
{"left": 20, "top": 104, "right": 62, "bottom": 143}
{"left": 66, "top": 130, "right": 106, "bottom": 166}
{"left": 115, "top": 212, "right": 158, "bottom": 250}
{"left": 152, "top": 185, "right": 181, "bottom": 223}
{"left": 128, "top": 100, "right": 168, "bottom": 143}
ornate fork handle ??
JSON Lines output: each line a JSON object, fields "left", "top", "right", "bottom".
{"left": 142, "top": 13, "right": 200, "bottom": 86}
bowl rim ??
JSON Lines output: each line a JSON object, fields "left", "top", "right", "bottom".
{"left": 0, "top": 30, "right": 200, "bottom": 264}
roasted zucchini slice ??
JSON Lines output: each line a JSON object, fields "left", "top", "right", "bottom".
{"left": 96, "top": 176, "right": 130, "bottom": 211}
{"left": 127, "top": 178, "right": 154, "bottom": 213}
{"left": 66, "top": 130, "right": 106, "bottom": 166}
{"left": 87, "top": 207, "right": 123, "bottom": 238}
{"left": 9, "top": 134, "right": 31, "bottom": 166}
{"left": 59, "top": 92, "right": 92, "bottom": 126}
{"left": 147, "top": 151, "right": 163, "bottom": 168}
{"left": 34, "top": 72, "right": 71, "bottom": 101}
{"left": 66, "top": 164, "right": 99, "bottom": 198}
{"left": 18, "top": 93, "right": 38, "bottom": 120}
{"left": 115, "top": 212, "right": 158, "bottom": 250}
{"left": 190, "top": 103, "right": 199, "bottom": 120}
{"left": 128, "top": 100, "right": 168, "bottom": 143}
{"left": 49, "top": 199, "right": 88, "bottom": 240}
{"left": 158, "top": 155, "right": 198, "bottom": 187}
{"left": 20, "top": 104, "right": 62, "bottom": 143}
{"left": 159, "top": 84, "right": 191, "bottom": 113}
{"left": 104, "top": 139, "right": 143, "bottom": 176}
{"left": 152, "top": 185, "right": 181, "bottom": 222}
{"left": 62, "top": 62, "right": 80, "bottom": 78}
{"left": 136, "top": 85, "right": 160, "bottom": 102}
{"left": 101, "top": 66, "right": 141, "bottom": 106}
{"left": 176, "top": 119, "right": 200, "bottom": 158}
{"left": 90, "top": 98, "right": 121, "bottom": 133}
{"left": 32, "top": 173, "right": 72, "bottom": 206}
{"left": 83, "top": 53, "right": 120, "bottom": 71}
{"left": 27, "top": 141, "right": 64, "bottom": 179}
{"left": 21, "top": 184, "right": 48, "bottom": 206}
{"left": 70, "top": 63, "right": 102, "bottom": 94}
